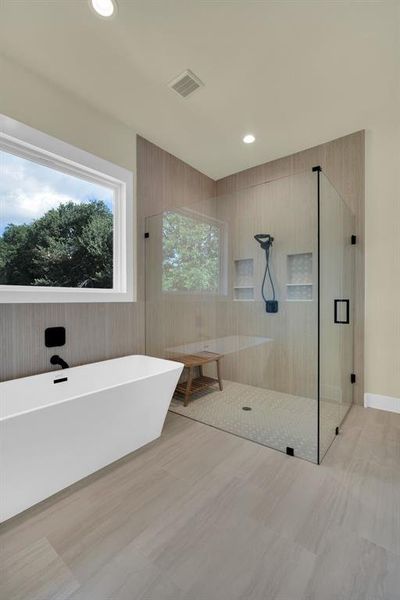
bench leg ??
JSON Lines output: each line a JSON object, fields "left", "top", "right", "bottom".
{"left": 216, "top": 359, "right": 223, "bottom": 391}
{"left": 184, "top": 366, "right": 194, "bottom": 407}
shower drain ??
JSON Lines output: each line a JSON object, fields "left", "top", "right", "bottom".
{"left": 242, "top": 406, "right": 252, "bottom": 411}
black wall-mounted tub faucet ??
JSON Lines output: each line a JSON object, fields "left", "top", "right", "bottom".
{"left": 50, "top": 355, "right": 70, "bottom": 369}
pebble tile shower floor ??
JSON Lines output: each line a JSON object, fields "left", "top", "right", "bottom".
{"left": 170, "top": 380, "right": 348, "bottom": 462}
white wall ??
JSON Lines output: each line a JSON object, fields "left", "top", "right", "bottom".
{"left": 0, "top": 54, "right": 136, "bottom": 172}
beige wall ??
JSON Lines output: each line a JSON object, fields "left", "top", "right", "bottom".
{"left": 0, "top": 56, "right": 215, "bottom": 381}
{"left": 217, "top": 132, "right": 365, "bottom": 405}
{"left": 0, "top": 55, "right": 143, "bottom": 381}
{"left": 214, "top": 173, "right": 318, "bottom": 399}
{"left": 144, "top": 136, "right": 364, "bottom": 407}
{"left": 0, "top": 55, "right": 135, "bottom": 172}
{"left": 364, "top": 114, "right": 400, "bottom": 399}
{"left": 138, "top": 136, "right": 217, "bottom": 361}
{"left": 2, "top": 47, "right": 397, "bottom": 403}
{"left": 361, "top": 3, "right": 400, "bottom": 401}
{"left": 137, "top": 135, "right": 216, "bottom": 303}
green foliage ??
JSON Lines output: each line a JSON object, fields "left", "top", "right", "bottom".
{"left": 162, "top": 211, "right": 220, "bottom": 292}
{"left": 0, "top": 200, "right": 113, "bottom": 288}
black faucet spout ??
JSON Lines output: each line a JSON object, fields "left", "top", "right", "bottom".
{"left": 50, "top": 355, "right": 70, "bottom": 369}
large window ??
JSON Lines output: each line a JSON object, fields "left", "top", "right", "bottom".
{"left": 0, "top": 151, "right": 115, "bottom": 289}
{"left": 162, "top": 209, "right": 226, "bottom": 294}
{"left": 0, "top": 115, "right": 135, "bottom": 303}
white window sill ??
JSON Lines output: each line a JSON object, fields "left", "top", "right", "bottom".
{"left": 0, "top": 286, "right": 135, "bottom": 304}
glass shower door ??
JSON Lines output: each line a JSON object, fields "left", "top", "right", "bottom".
{"left": 319, "top": 171, "right": 355, "bottom": 461}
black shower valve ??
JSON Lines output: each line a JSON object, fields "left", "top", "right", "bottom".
{"left": 266, "top": 300, "right": 279, "bottom": 313}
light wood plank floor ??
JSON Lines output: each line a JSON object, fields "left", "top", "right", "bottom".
{"left": 1, "top": 405, "right": 399, "bottom": 600}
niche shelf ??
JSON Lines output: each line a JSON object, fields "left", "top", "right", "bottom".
{"left": 286, "top": 253, "right": 313, "bottom": 301}
{"left": 233, "top": 258, "right": 254, "bottom": 301}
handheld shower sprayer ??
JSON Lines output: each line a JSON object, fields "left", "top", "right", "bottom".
{"left": 254, "top": 233, "right": 278, "bottom": 313}
{"left": 254, "top": 233, "right": 274, "bottom": 251}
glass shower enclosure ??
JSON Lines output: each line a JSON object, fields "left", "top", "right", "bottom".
{"left": 145, "top": 168, "right": 355, "bottom": 463}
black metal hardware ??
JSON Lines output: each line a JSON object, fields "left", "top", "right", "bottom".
{"left": 286, "top": 447, "right": 294, "bottom": 456}
{"left": 54, "top": 377, "right": 68, "bottom": 384}
{"left": 144, "top": 232, "right": 149, "bottom": 238}
{"left": 266, "top": 300, "right": 278, "bottom": 313}
{"left": 312, "top": 165, "right": 322, "bottom": 172}
{"left": 50, "top": 355, "right": 70, "bottom": 369}
{"left": 242, "top": 406, "right": 252, "bottom": 411}
{"left": 335, "top": 426, "right": 339, "bottom": 435}
{"left": 334, "top": 299, "right": 350, "bottom": 324}
{"left": 316, "top": 164, "right": 321, "bottom": 464}
{"left": 45, "top": 327, "right": 66, "bottom": 348}
{"left": 351, "top": 373, "right": 356, "bottom": 384}
{"left": 351, "top": 235, "right": 357, "bottom": 245}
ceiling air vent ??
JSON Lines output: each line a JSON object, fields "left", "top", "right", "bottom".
{"left": 168, "top": 69, "right": 204, "bottom": 98}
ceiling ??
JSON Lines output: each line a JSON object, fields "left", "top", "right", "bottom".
{"left": 0, "top": 0, "right": 398, "bottom": 180}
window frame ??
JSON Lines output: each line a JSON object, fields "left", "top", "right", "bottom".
{"left": 161, "top": 206, "right": 228, "bottom": 296}
{"left": 0, "top": 114, "right": 135, "bottom": 303}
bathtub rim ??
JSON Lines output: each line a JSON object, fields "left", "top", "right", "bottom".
{"left": 0, "top": 354, "right": 184, "bottom": 422}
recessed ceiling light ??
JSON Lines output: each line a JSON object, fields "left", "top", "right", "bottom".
{"left": 243, "top": 134, "right": 255, "bottom": 144}
{"left": 91, "top": 0, "right": 116, "bottom": 17}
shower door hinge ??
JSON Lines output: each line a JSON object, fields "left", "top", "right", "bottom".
{"left": 312, "top": 165, "right": 322, "bottom": 172}
{"left": 350, "top": 373, "right": 356, "bottom": 384}
{"left": 144, "top": 232, "right": 149, "bottom": 239}
{"left": 351, "top": 235, "right": 357, "bottom": 245}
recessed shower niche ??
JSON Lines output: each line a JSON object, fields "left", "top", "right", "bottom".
{"left": 286, "top": 252, "right": 313, "bottom": 300}
{"left": 233, "top": 258, "right": 254, "bottom": 300}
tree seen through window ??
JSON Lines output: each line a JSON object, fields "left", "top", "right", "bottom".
{"left": 162, "top": 211, "right": 221, "bottom": 293}
{"left": 0, "top": 150, "right": 114, "bottom": 288}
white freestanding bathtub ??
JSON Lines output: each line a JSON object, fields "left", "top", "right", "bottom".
{"left": 0, "top": 355, "right": 183, "bottom": 523}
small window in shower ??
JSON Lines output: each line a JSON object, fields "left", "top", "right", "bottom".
{"left": 286, "top": 252, "right": 313, "bottom": 300}
{"left": 162, "top": 208, "right": 226, "bottom": 294}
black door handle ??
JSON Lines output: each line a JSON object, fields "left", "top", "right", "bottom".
{"left": 334, "top": 299, "right": 350, "bottom": 324}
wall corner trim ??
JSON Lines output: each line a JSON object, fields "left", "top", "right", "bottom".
{"left": 364, "top": 393, "right": 400, "bottom": 414}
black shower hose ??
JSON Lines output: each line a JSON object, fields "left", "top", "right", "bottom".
{"left": 261, "top": 245, "right": 276, "bottom": 303}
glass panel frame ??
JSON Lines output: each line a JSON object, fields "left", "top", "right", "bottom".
{"left": 145, "top": 168, "right": 356, "bottom": 465}
{"left": 145, "top": 170, "right": 320, "bottom": 463}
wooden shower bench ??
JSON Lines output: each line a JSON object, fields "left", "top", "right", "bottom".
{"left": 169, "top": 352, "right": 223, "bottom": 407}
